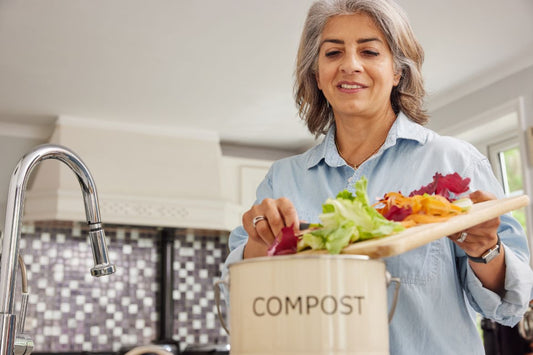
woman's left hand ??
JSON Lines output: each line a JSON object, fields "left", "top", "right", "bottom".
{"left": 450, "top": 190, "right": 506, "bottom": 294}
{"left": 449, "top": 190, "right": 500, "bottom": 257}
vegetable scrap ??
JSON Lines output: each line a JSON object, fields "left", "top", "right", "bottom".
{"left": 267, "top": 172, "right": 473, "bottom": 256}
{"left": 267, "top": 225, "right": 298, "bottom": 256}
{"left": 409, "top": 172, "right": 470, "bottom": 201}
{"left": 268, "top": 177, "right": 403, "bottom": 256}
{"left": 297, "top": 177, "right": 404, "bottom": 254}
{"left": 374, "top": 173, "right": 472, "bottom": 227}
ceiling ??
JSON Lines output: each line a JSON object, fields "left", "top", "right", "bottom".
{"left": 0, "top": 0, "right": 532, "bottom": 152}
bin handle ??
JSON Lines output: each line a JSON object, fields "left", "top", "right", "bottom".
{"left": 214, "top": 278, "right": 230, "bottom": 335}
{"left": 386, "top": 272, "right": 401, "bottom": 323}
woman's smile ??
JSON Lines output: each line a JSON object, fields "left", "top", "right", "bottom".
{"left": 337, "top": 81, "right": 367, "bottom": 92}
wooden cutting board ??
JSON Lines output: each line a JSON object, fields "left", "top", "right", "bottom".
{"left": 300, "top": 194, "right": 530, "bottom": 259}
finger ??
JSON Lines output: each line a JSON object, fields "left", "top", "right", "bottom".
{"left": 277, "top": 197, "right": 299, "bottom": 231}
{"left": 242, "top": 197, "right": 299, "bottom": 247}
{"left": 254, "top": 217, "right": 277, "bottom": 245}
{"left": 242, "top": 207, "right": 259, "bottom": 235}
{"left": 451, "top": 231, "right": 467, "bottom": 243}
{"left": 468, "top": 190, "right": 497, "bottom": 204}
{"left": 450, "top": 228, "right": 499, "bottom": 257}
{"left": 464, "top": 216, "right": 500, "bottom": 242}
{"left": 450, "top": 230, "right": 481, "bottom": 246}
{"left": 242, "top": 207, "right": 276, "bottom": 246}
{"left": 262, "top": 198, "right": 288, "bottom": 242}
{"left": 262, "top": 197, "right": 300, "bottom": 238}
{"left": 467, "top": 190, "right": 500, "bottom": 240}
{"left": 458, "top": 233, "right": 492, "bottom": 256}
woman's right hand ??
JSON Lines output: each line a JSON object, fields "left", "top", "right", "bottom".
{"left": 242, "top": 197, "right": 300, "bottom": 259}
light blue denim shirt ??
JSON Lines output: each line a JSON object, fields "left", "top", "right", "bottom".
{"left": 223, "top": 112, "right": 533, "bottom": 354}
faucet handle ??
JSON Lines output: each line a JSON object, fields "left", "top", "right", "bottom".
{"left": 87, "top": 223, "right": 116, "bottom": 277}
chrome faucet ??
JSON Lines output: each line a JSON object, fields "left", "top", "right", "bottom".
{"left": 0, "top": 144, "right": 116, "bottom": 355}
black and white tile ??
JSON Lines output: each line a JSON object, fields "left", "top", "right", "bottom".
{"left": 15, "top": 221, "right": 229, "bottom": 352}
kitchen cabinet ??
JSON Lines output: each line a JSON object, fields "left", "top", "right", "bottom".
{"left": 221, "top": 156, "right": 272, "bottom": 215}
{"left": 2, "top": 117, "right": 274, "bottom": 232}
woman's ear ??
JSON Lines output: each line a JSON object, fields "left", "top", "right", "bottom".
{"left": 393, "top": 70, "right": 401, "bottom": 86}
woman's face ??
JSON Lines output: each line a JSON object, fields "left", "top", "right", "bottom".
{"left": 316, "top": 13, "right": 400, "bottom": 120}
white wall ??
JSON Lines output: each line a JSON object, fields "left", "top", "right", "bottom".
{"left": 0, "top": 135, "right": 46, "bottom": 230}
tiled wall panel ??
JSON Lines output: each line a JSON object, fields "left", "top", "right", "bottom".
{"left": 14, "top": 221, "right": 229, "bottom": 352}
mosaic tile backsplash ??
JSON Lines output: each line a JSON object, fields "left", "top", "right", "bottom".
{"left": 13, "top": 221, "right": 229, "bottom": 352}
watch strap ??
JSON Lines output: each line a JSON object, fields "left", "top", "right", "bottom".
{"left": 466, "top": 235, "right": 501, "bottom": 264}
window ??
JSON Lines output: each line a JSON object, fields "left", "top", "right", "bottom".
{"left": 488, "top": 137, "right": 527, "bottom": 232}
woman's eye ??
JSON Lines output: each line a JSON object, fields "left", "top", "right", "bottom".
{"left": 362, "top": 50, "right": 379, "bottom": 57}
{"left": 325, "top": 50, "right": 341, "bottom": 57}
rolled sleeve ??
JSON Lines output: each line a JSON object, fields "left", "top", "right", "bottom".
{"left": 465, "top": 243, "right": 533, "bottom": 326}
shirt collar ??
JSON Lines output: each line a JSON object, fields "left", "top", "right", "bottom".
{"left": 305, "top": 112, "right": 429, "bottom": 169}
{"left": 304, "top": 124, "right": 341, "bottom": 169}
{"left": 383, "top": 111, "right": 428, "bottom": 148}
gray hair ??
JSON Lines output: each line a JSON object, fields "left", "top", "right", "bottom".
{"left": 294, "top": 0, "right": 428, "bottom": 136}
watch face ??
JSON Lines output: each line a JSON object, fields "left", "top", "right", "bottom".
{"left": 482, "top": 245, "right": 500, "bottom": 263}
{"left": 467, "top": 237, "right": 501, "bottom": 263}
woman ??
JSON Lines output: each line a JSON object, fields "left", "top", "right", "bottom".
{"left": 223, "top": 0, "right": 533, "bottom": 353}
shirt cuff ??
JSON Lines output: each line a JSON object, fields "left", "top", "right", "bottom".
{"left": 465, "top": 243, "right": 533, "bottom": 326}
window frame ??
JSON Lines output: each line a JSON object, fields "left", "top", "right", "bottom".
{"left": 487, "top": 136, "right": 524, "bottom": 197}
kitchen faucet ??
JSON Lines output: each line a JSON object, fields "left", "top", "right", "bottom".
{"left": 0, "top": 144, "right": 116, "bottom": 355}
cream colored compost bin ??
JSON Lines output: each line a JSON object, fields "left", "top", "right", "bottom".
{"left": 216, "top": 254, "right": 400, "bottom": 355}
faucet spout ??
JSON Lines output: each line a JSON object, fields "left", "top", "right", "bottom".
{"left": 0, "top": 144, "right": 116, "bottom": 355}
{"left": 88, "top": 223, "right": 116, "bottom": 277}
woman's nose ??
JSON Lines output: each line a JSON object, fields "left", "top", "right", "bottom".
{"left": 340, "top": 53, "right": 363, "bottom": 73}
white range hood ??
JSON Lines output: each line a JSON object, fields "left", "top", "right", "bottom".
{"left": 23, "top": 116, "right": 244, "bottom": 231}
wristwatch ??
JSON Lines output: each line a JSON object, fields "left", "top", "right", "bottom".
{"left": 466, "top": 235, "right": 501, "bottom": 264}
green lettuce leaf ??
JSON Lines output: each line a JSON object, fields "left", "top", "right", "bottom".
{"left": 298, "top": 177, "right": 404, "bottom": 254}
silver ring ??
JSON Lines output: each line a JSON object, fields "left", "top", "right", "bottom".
{"left": 252, "top": 216, "right": 267, "bottom": 228}
{"left": 457, "top": 231, "right": 468, "bottom": 243}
